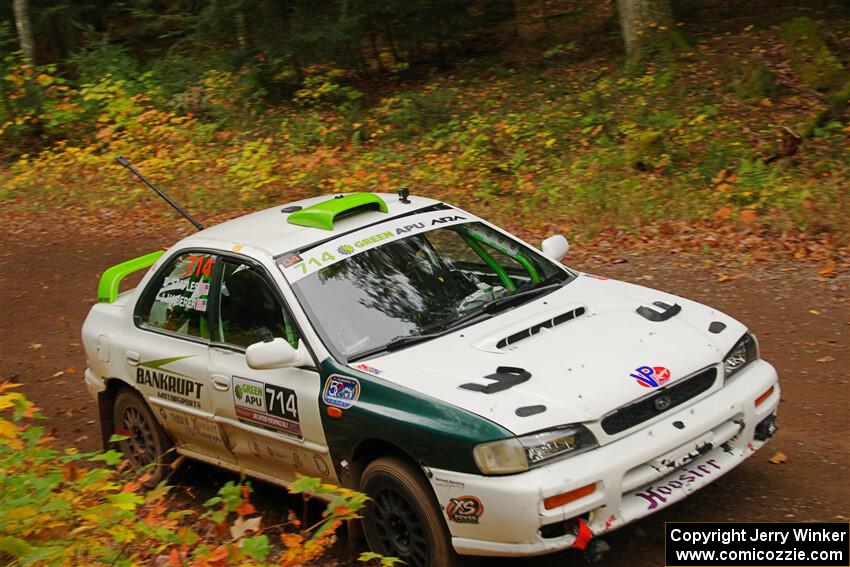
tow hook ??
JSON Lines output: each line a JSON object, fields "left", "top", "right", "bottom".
{"left": 583, "top": 538, "right": 611, "bottom": 563}
{"left": 755, "top": 414, "right": 778, "bottom": 441}
{"left": 572, "top": 519, "right": 610, "bottom": 563}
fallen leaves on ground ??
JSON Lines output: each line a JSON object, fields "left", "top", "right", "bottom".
{"left": 769, "top": 452, "right": 788, "bottom": 464}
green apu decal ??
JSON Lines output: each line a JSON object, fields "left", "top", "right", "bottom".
{"left": 280, "top": 209, "right": 471, "bottom": 283}
{"left": 317, "top": 358, "right": 511, "bottom": 476}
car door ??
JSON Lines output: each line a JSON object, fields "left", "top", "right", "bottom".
{"left": 206, "top": 257, "right": 336, "bottom": 484}
{"left": 131, "top": 250, "right": 236, "bottom": 464}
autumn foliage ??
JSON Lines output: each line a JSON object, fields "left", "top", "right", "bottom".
{"left": 0, "top": 384, "right": 392, "bottom": 566}
{"left": 0, "top": 5, "right": 847, "bottom": 262}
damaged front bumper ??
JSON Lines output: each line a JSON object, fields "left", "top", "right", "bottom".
{"left": 427, "top": 359, "right": 780, "bottom": 557}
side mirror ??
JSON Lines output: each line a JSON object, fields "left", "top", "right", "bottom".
{"left": 246, "top": 338, "right": 310, "bottom": 370}
{"left": 541, "top": 234, "right": 570, "bottom": 261}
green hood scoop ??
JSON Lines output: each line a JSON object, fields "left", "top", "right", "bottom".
{"left": 287, "top": 193, "right": 388, "bottom": 230}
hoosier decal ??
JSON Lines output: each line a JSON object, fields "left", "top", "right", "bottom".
{"left": 136, "top": 356, "right": 204, "bottom": 409}
{"left": 636, "top": 458, "right": 722, "bottom": 510}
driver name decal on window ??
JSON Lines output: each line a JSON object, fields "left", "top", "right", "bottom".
{"left": 233, "top": 376, "right": 301, "bottom": 438}
{"left": 155, "top": 276, "right": 210, "bottom": 311}
{"left": 141, "top": 252, "right": 217, "bottom": 340}
{"left": 279, "top": 209, "right": 470, "bottom": 283}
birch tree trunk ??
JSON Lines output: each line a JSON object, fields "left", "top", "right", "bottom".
{"left": 236, "top": 11, "right": 248, "bottom": 50}
{"left": 616, "top": 0, "right": 674, "bottom": 57}
{"left": 13, "top": 0, "right": 36, "bottom": 61}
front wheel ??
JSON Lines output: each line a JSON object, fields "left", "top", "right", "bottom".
{"left": 112, "top": 388, "right": 174, "bottom": 487}
{"left": 360, "top": 457, "right": 459, "bottom": 567}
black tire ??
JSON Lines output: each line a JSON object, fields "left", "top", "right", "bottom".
{"left": 112, "top": 388, "right": 174, "bottom": 487}
{"left": 360, "top": 457, "right": 459, "bottom": 567}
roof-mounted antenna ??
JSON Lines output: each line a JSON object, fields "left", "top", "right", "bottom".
{"left": 115, "top": 156, "right": 205, "bottom": 231}
{"left": 397, "top": 187, "right": 411, "bottom": 204}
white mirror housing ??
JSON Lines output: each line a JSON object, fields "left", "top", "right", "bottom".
{"left": 246, "top": 338, "right": 310, "bottom": 370}
{"left": 541, "top": 234, "right": 570, "bottom": 261}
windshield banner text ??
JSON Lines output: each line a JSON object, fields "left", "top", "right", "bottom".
{"left": 277, "top": 209, "right": 472, "bottom": 282}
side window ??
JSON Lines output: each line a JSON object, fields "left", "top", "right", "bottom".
{"left": 139, "top": 252, "right": 216, "bottom": 339}
{"left": 217, "top": 262, "right": 299, "bottom": 348}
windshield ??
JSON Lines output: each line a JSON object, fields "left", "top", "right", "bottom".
{"left": 279, "top": 212, "right": 573, "bottom": 361}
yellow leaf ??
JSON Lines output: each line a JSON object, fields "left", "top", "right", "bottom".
{"left": 0, "top": 417, "right": 20, "bottom": 438}
{"left": 4, "top": 506, "right": 38, "bottom": 521}
{"left": 768, "top": 452, "right": 788, "bottom": 464}
{"left": 0, "top": 392, "right": 24, "bottom": 410}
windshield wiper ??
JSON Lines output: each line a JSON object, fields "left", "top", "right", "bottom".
{"left": 347, "top": 311, "right": 492, "bottom": 363}
{"left": 477, "top": 279, "right": 566, "bottom": 315}
{"left": 347, "top": 333, "right": 440, "bottom": 362}
{"left": 347, "top": 279, "right": 567, "bottom": 363}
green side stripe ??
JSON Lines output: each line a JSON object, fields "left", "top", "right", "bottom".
{"left": 139, "top": 355, "right": 194, "bottom": 378}
{"left": 98, "top": 250, "right": 165, "bottom": 303}
{"left": 318, "top": 358, "right": 511, "bottom": 475}
{"left": 287, "top": 193, "right": 388, "bottom": 230}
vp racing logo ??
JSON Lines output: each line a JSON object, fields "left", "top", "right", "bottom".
{"left": 630, "top": 365, "right": 671, "bottom": 388}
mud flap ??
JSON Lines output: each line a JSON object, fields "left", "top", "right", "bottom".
{"left": 97, "top": 389, "right": 116, "bottom": 450}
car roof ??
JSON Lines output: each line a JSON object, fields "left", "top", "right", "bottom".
{"left": 181, "top": 192, "right": 445, "bottom": 256}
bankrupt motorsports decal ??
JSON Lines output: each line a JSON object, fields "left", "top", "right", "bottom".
{"left": 278, "top": 209, "right": 472, "bottom": 283}
{"left": 136, "top": 356, "right": 204, "bottom": 409}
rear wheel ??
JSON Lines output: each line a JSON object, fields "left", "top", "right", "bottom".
{"left": 360, "top": 457, "right": 458, "bottom": 567}
{"left": 112, "top": 389, "right": 174, "bottom": 487}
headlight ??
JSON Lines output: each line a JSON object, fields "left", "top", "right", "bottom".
{"left": 723, "top": 332, "right": 759, "bottom": 378}
{"left": 474, "top": 425, "right": 597, "bottom": 475}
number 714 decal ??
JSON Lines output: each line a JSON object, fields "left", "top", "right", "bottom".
{"left": 233, "top": 376, "right": 301, "bottom": 438}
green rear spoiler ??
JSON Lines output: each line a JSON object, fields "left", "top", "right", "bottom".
{"left": 98, "top": 250, "right": 165, "bottom": 303}
{"left": 287, "top": 193, "right": 388, "bottom": 230}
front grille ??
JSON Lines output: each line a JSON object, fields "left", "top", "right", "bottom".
{"left": 601, "top": 367, "right": 718, "bottom": 435}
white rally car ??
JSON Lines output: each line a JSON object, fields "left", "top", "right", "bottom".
{"left": 82, "top": 191, "right": 780, "bottom": 566}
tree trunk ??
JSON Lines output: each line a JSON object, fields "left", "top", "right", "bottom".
{"left": 13, "top": 0, "right": 36, "bottom": 61}
{"left": 236, "top": 11, "right": 248, "bottom": 50}
{"left": 616, "top": 0, "right": 674, "bottom": 57}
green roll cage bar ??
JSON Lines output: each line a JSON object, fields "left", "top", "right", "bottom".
{"left": 454, "top": 226, "right": 541, "bottom": 291}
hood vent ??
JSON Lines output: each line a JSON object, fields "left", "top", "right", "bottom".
{"left": 496, "top": 306, "right": 586, "bottom": 350}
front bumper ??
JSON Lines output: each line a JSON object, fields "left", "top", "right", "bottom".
{"left": 428, "top": 359, "right": 780, "bottom": 557}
